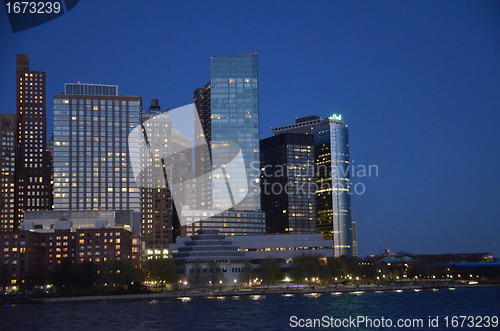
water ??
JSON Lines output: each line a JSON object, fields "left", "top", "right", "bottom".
{"left": 1, "top": 288, "right": 498, "bottom": 330}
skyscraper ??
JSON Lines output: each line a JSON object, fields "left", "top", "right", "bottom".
{"left": 139, "top": 99, "right": 192, "bottom": 258}
{"left": 53, "top": 83, "right": 141, "bottom": 211}
{"left": 14, "top": 54, "right": 52, "bottom": 230}
{"left": 0, "top": 114, "right": 17, "bottom": 231}
{"left": 313, "top": 115, "right": 354, "bottom": 257}
{"left": 184, "top": 53, "right": 266, "bottom": 236}
{"left": 271, "top": 114, "right": 356, "bottom": 257}
{"left": 193, "top": 83, "right": 212, "bottom": 210}
{"left": 260, "top": 133, "right": 316, "bottom": 234}
{"left": 210, "top": 53, "right": 261, "bottom": 211}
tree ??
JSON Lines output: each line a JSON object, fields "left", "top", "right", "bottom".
{"left": 145, "top": 258, "right": 177, "bottom": 289}
{"left": 238, "top": 261, "right": 254, "bottom": 286}
{"left": 98, "top": 259, "right": 144, "bottom": 289}
{"left": 258, "top": 258, "right": 283, "bottom": 285}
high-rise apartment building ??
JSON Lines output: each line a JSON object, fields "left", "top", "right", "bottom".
{"left": 0, "top": 114, "right": 17, "bottom": 231}
{"left": 313, "top": 115, "right": 354, "bottom": 257}
{"left": 53, "top": 83, "right": 141, "bottom": 211}
{"left": 14, "top": 54, "right": 52, "bottom": 230}
{"left": 260, "top": 133, "right": 316, "bottom": 234}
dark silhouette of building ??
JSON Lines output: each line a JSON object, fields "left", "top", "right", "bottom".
{"left": 14, "top": 54, "right": 53, "bottom": 230}
{"left": 260, "top": 133, "right": 316, "bottom": 234}
{"left": 0, "top": 114, "right": 17, "bottom": 231}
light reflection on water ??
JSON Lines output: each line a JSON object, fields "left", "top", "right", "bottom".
{"left": 1, "top": 288, "right": 497, "bottom": 331}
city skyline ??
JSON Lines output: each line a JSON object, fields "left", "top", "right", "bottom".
{"left": 0, "top": 1, "right": 498, "bottom": 256}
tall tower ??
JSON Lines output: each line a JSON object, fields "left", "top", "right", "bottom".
{"left": 193, "top": 84, "right": 212, "bottom": 209}
{"left": 14, "top": 54, "right": 52, "bottom": 230}
{"left": 0, "top": 114, "right": 17, "bottom": 230}
{"left": 53, "top": 83, "right": 141, "bottom": 211}
{"left": 260, "top": 133, "right": 316, "bottom": 234}
{"left": 210, "top": 53, "right": 261, "bottom": 211}
{"left": 313, "top": 115, "right": 354, "bottom": 257}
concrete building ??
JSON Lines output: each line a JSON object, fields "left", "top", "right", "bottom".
{"left": 180, "top": 210, "right": 265, "bottom": 237}
{"left": 172, "top": 229, "right": 249, "bottom": 287}
{"left": 171, "top": 229, "right": 334, "bottom": 287}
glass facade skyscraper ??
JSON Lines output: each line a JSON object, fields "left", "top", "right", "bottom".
{"left": 53, "top": 83, "right": 141, "bottom": 211}
{"left": 210, "top": 53, "right": 261, "bottom": 211}
{"left": 313, "top": 116, "right": 354, "bottom": 257}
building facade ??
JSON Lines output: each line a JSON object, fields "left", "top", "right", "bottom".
{"left": 209, "top": 53, "right": 261, "bottom": 211}
{"left": 14, "top": 54, "right": 53, "bottom": 230}
{"left": 139, "top": 99, "right": 191, "bottom": 260}
{"left": 180, "top": 210, "right": 265, "bottom": 237}
{"left": 270, "top": 114, "right": 356, "bottom": 257}
{"left": 313, "top": 115, "right": 354, "bottom": 257}
{"left": 260, "top": 133, "right": 316, "bottom": 234}
{"left": 53, "top": 83, "right": 141, "bottom": 211}
{"left": 0, "top": 114, "right": 17, "bottom": 231}
{"left": 0, "top": 227, "right": 134, "bottom": 288}
{"left": 271, "top": 116, "right": 324, "bottom": 136}
{"left": 172, "top": 229, "right": 249, "bottom": 287}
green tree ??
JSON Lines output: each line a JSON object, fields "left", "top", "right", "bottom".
{"left": 145, "top": 258, "right": 178, "bottom": 289}
{"left": 258, "top": 258, "right": 283, "bottom": 285}
{"left": 98, "top": 259, "right": 144, "bottom": 289}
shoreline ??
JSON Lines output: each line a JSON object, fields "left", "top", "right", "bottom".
{"left": 18, "top": 283, "right": 498, "bottom": 304}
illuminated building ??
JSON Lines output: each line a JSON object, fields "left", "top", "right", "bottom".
{"left": 260, "top": 133, "right": 316, "bottom": 234}
{"left": 140, "top": 99, "right": 192, "bottom": 259}
{"left": 0, "top": 114, "right": 17, "bottom": 231}
{"left": 53, "top": 83, "right": 141, "bottom": 211}
{"left": 14, "top": 54, "right": 53, "bottom": 230}
{"left": 270, "top": 114, "right": 356, "bottom": 257}
{"left": 313, "top": 115, "right": 354, "bottom": 257}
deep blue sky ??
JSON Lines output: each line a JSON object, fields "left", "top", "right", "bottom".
{"left": 1, "top": 0, "right": 499, "bottom": 257}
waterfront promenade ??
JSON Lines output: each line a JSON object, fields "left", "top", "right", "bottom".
{"left": 34, "top": 282, "right": 498, "bottom": 304}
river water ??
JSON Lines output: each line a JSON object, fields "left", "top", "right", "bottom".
{"left": 1, "top": 287, "right": 498, "bottom": 330}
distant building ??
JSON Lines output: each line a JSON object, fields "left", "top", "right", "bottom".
{"left": 260, "top": 133, "right": 316, "bottom": 234}
{"left": 171, "top": 229, "right": 335, "bottom": 283}
{"left": 139, "top": 99, "right": 193, "bottom": 260}
{"left": 271, "top": 115, "right": 324, "bottom": 135}
{"left": 231, "top": 232, "right": 334, "bottom": 264}
{"left": 0, "top": 114, "right": 17, "bottom": 231}
{"left": 270, "top": 114, "right": 356, "bottom": 257}
{"left": 180, "top": 210, "right": 265, "bottom": 237}
{"left": 21, "top": 209, "right": 140, "bottom": 234}
{"left": 209, "top": 53, "right": 261, "bottom": 211}
{"left": 172, "top": 229, "right": 249, "bottom": 287}
{"left": 53, "top": 83, "right": 141, "bottom": 211}
{"left": 14, "top": 54, "right": 53, "bottom": 230}
{"left": 184, "top": 53, "right": 265, "bottom": 236}
{"left": 313, "top": 115, "right": 354, "bottom": 257}
{"left": 0, "top": 227, "right": 134, "bottom": 288}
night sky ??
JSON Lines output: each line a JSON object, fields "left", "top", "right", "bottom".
{"left": 1, "top": 0, "right": 499, "bottom": 257}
